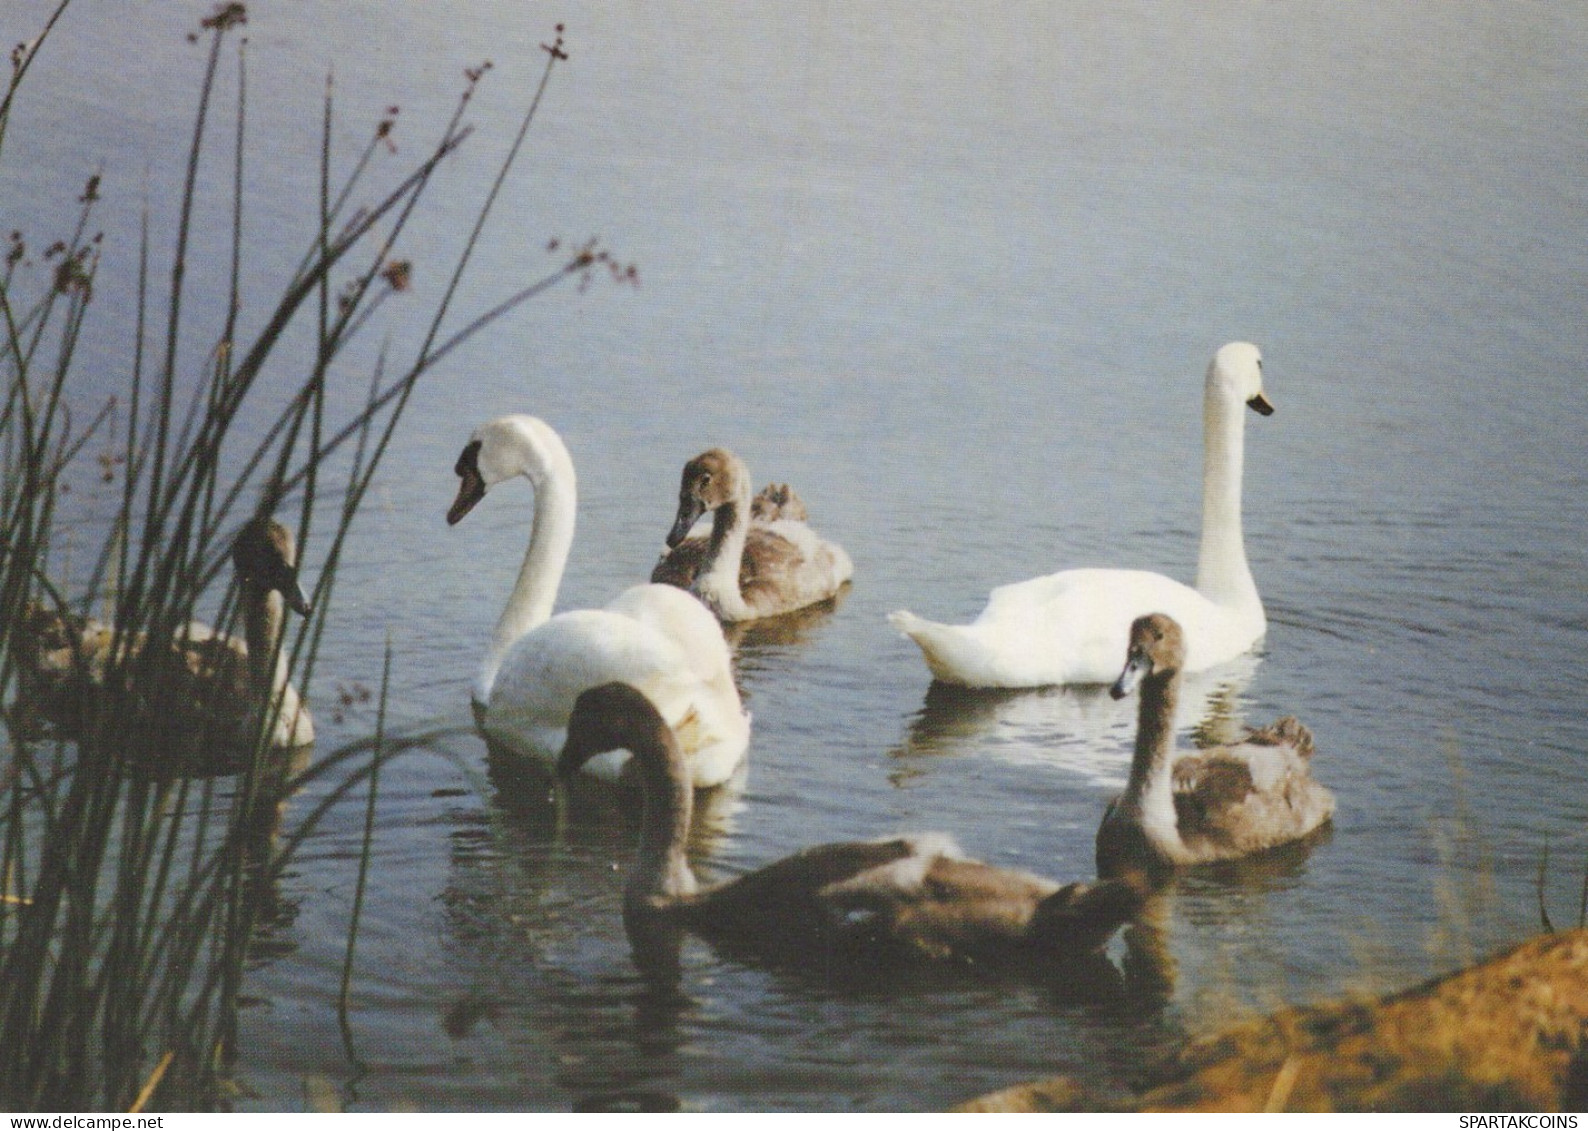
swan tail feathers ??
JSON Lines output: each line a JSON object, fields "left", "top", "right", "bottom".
{"left": 887, "top": 609, "right": 925, "bottom": 635}
{"left": 828, "top": 542, "right": 856, "bottom": 586}
{"left": 888, "top": 610, "right": 996, "bottom": 687}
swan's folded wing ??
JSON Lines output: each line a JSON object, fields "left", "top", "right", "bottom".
{"left": 741, "top": 524, "right": 852, "bottom": 610}
{"left": 824, "top": 853, "right": 1082, "bottom": 959}
{"left": 1173, "top": 749, "right": 1253, "bottom": 793}
{"left": 682, "top": 836, "right": 949, "bottom": 936}
{"left": 1173, "top": 737, "right": 1334, "bottom": 852}
{"left": 487, "top": 599, "right": 748, "bottom": 785}
{"left": 605, "top": 584, "right": 737, "bottom": 688}
{"left": 486, "top": 608, "right": 698, "bottom": 742}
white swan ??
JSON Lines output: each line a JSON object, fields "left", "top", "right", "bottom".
{"left": 1096, "top": 613, "right": 1334, "bottom": 878}
{"left": 650, "top": 448, "right": 853, "bottom": 622}
{"left": 561, "top": 682, "right": 1147, "bottom": 966}
{"left": 889, "top": 342, "right": 1273, "bottom": 688}
{"left": 447, "top": 415, "right": 750, "bottom": 787}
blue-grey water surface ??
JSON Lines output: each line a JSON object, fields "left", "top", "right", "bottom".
{"left": 4, "top": 0, "right": 1587, "bottom": 1111}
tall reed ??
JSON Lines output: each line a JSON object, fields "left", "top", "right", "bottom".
{"left": 0, "top": 3, "right": 619, "bottom": 1109}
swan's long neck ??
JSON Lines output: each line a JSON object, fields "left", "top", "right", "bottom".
{"left": 1194, "top": 389, "right": 1260, "bottom": 616}
{"left": 477, "top": 464, "right": 577, "bottom": 702}
{"left": 243, "top": 583, "right": 283, "bottom": 696}
{"left": 696, "top": 481, "right": 753, "bottom": 620}
{"left": 626, "top": 723, "right": 699, "bottom": 916}
{"left": 1122, "top": 670, "right": 1182, "bottom": 851}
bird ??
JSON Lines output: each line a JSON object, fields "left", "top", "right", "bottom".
{"left": 651, "top": 447, "right": 852, "bottom": 622}
{"left": 447, "top": 415, "right": 749, "bottom": 787}
{"left": 1096, "top": 612, "right": 1334, "bottom": 880}
{"left": 890, "top": 342, "right": 1274, "bottom": 688}
{"left": 11, "top": 516, "right": 315, "bottom": 760}
{"left": 181, "top": 515, "right": 317, "bottom": 749}
{"left": 560, "top": 681, "right": 1147, "bottom": 970}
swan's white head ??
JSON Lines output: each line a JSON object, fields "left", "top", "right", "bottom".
{"left": 447, "top": 414, "right": 574, "bottom": 525}
{"left": 1207, "top": 341, "right": 1273, "bottom": 417}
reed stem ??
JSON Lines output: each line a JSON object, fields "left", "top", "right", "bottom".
{"left": 0, "top": 4, "right": 589, "bottom": 1109}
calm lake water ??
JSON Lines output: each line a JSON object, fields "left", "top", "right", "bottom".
{"left": 5, "top": 0, "right": 1588, "bottom": 1112}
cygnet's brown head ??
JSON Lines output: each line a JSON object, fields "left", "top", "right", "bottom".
{"left": 750, "top": 482, "right": 808, "bottom": 524}
{"left": 1110, "top": 613, "right": 1185, "bottom": 700}
{"left": 232, "top": 517, "right": 311, "bottom": 616}
{"left": 666, "top": 448, "right": 749, "bottom": 548}
{"left": 1030, "top": 869, "right": 1154, "bottom": 951}
{"left": 558, "top": 682, "right": 664, "bottom": 778}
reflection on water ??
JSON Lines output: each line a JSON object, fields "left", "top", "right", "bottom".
{"left": 723, "top": 589, "right": 849, "bottom": 665}
{"left": 437, "top": 725, "right": 1194, "bottom": 1109}
{"left": 245, "top": 744, "right": 314, "bottom": 957}
{"left": 892, "top": 652, "right": 1262, "bottom": 788}
{"left": 1120, "top": 909, "right": 1178, "bottom": 1018}
{"left": 1092, "top": 829, "right": 1341, "bottom": 1041}
{"left": 483, "top": 734, "right": 747, "bottom": 857}
{"left": 1174, "top": 825, "right": 1337, "bottom": 902}
{"left": 429, "top": 746, "right": 760, "bottom": 1110}
{"left": 422, "top": 741, "right": 1349, "bottom": 1109}
{"left": 462, "top": 675, "right": 1342, "bottom": 1107}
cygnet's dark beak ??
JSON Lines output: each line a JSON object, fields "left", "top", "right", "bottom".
{"left": 665, "top": 495, "right": 706, "bottom": 548}
{"left": 286, "top": 577, "right": 313, "bottom": 617}
{"left": 1110, "top": 650, "right": 1150, "bottom": 700}
{"left": 1247, "top": 391, "right": 1275, "bottom": 416}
